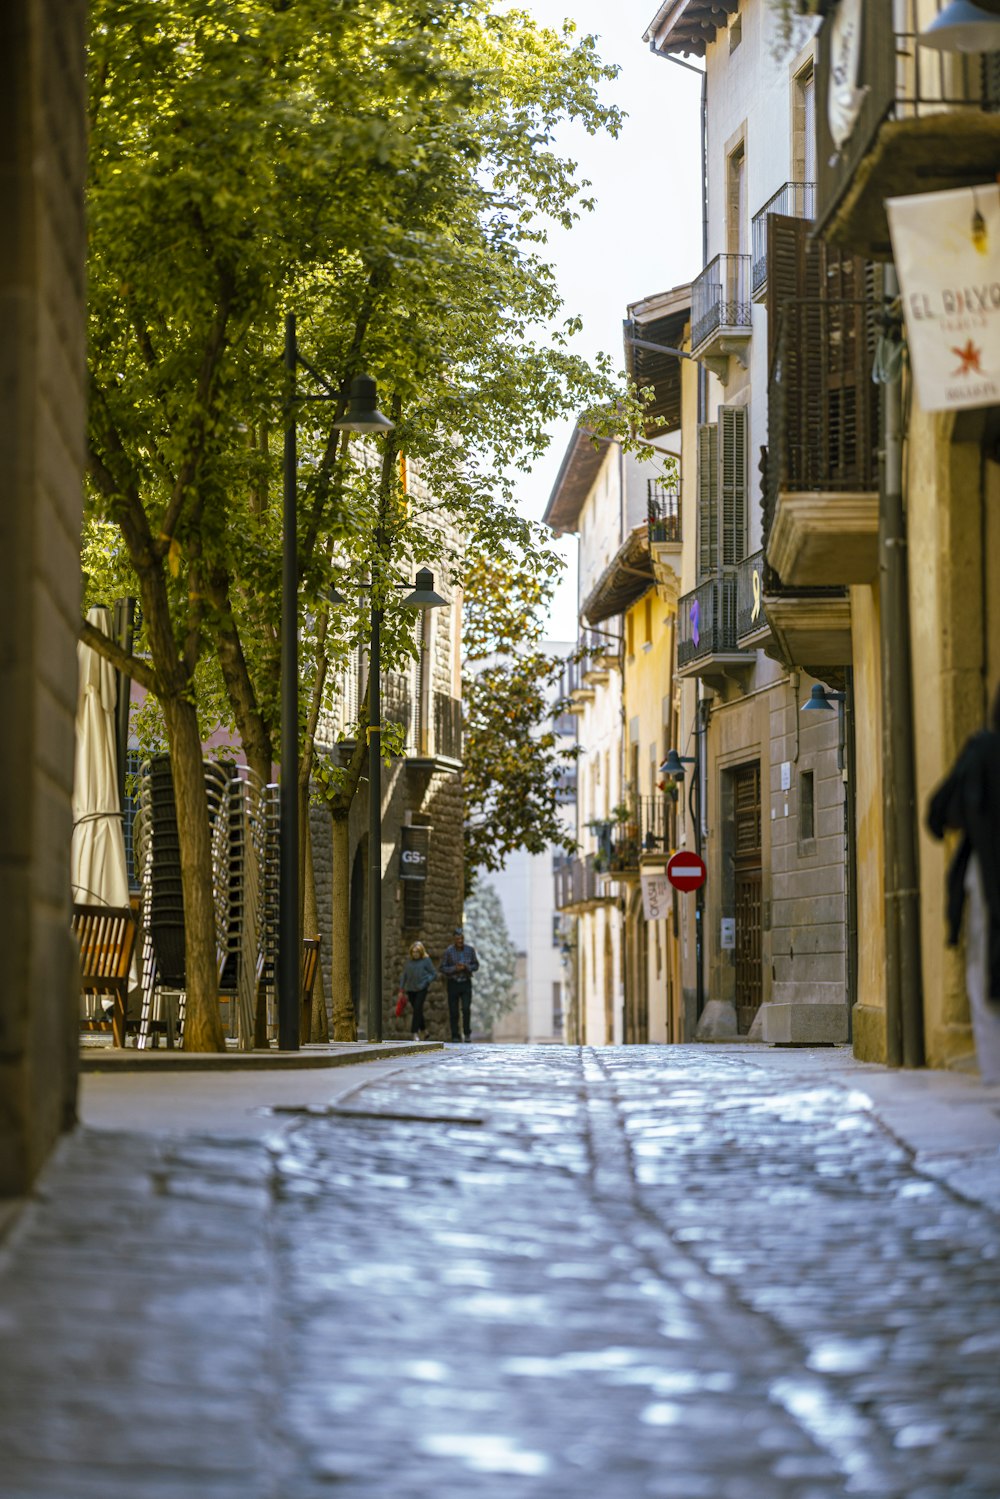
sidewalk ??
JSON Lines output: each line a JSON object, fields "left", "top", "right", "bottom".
{"left": 78, "top": 1036, "right": 443, "bottom": 1072}
{"left": 2, "top": 1043, "right": 1000, "bottom": 1498}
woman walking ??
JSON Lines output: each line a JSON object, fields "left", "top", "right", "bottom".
{"left": 399, "top": 942, "right": 436, "bottom": 1041}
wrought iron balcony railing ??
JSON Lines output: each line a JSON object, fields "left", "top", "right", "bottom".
{"left": 691, "top": 253, "right": 751, "bottom": 352}
{"left": 751, "top": 181, "right": 815, "bottom": 298}
{"left": 736, "top": 550, "right": 767, "bottom": 643}
{"left": 647, "top": 481, "right": 681, "bottom": 545}
{"left": 555, "top": 854, "right": 611, "bottom": 911}
{"left": 433, "top": 692, "right": 462, "bottom": 761}
{"left": 816, "top": 0, "right": 1000, "bottom": 237}
{"left": 677, "top": 572, "right": 740, "bottom": 667}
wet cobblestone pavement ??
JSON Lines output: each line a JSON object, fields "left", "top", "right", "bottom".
{"left": 1, "top": 1046, "right": 1000, "bottom": 1497}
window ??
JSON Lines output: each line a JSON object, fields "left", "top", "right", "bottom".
{"left": 403, "top": 881, "right": 425, "bottom": 930}
{"left": 698, "top": 406, "right": 748, "bottom": 578}
{"left": 727, "top": 144, "right": 747, "bottom": 258}
{"left": 792, "top": 61, "right": 816, "bottom": 188}
{"left": 800, "top": 770, "right": 815, "bottom": 842}
{"left": 644, "top": 595, "right": 653, "bottom": 645}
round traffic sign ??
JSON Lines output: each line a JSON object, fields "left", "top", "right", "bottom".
{"left": 666, "top": 850, "right": 707, "bottom": 893}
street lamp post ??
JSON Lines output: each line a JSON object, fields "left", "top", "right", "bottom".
{"left": 330, "top": 565, "right": 447, "bottom": 1042}
{"left": 279, "top": 325, "right": 393, "bottom": 1052}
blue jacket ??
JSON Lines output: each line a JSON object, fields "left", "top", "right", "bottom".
{"left": 440, "top": 942, "right": 479, "bottom": 980}
{"left": 400, "top": 956, "right": 437, "bottom": 993}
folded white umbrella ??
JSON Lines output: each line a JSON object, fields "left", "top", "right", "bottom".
{"left": 72, "top": 607, "right": 134, "bottom": 1013}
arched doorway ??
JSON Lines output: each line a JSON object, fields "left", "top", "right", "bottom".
{"left": 349, "top": 840, "right": 366, "bottom": 1025}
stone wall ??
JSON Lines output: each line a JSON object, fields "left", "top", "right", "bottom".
{"left": 0, "top": 0, "right": 87, "bottom": 1194}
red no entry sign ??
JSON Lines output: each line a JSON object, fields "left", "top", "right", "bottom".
{"left": 666, "top": 851, "right": 707, "bottom": 893}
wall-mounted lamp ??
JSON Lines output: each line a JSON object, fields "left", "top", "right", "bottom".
{"left": 801, "top": 683, "right": 845, "bottom": 712}
{"left": 919, "top": 0, "right": 1000, "bottom": 51}
{"left": 659, "top": 749, "right": 697, "bottom": 780}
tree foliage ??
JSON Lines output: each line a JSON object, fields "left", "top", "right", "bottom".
{"left": 83, "top": 0, "right": 625, "bottom": 1044}
{"left": 464, "top": 882, "right": 518, "bottom": 1035}
{"left": 463, "top": 555, "right": 579, "bottom": 888}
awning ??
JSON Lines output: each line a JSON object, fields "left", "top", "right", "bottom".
{"left": 581, "top": 526, "right": 655, "bottom": 626}
{"left": 644, "top": 0, "right": 737, "bottom": 58}
{"left": 624, "top": 283, "right": 692, "bottom": 437}
{"left": 542, "top": 427, "right": 614, "bottom": 537}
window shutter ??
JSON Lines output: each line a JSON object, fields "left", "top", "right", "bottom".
{"left": 697, "top": 421, "right": 718, "bottom": 582}
{"left": 719, "top": 405, "right": 747, "bottom": 566}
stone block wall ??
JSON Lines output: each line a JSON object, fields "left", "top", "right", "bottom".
{"left": 0, "top": 0, "right": 87, "bottom": 1194}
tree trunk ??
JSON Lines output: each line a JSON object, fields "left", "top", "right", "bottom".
{"left": 303, "top": 814, "right": 329, "bottom": 1042}
{"left": 162, "top": 693, "right": 226, "bottom": 1052}
{"left": 329, "top": 813, "right": 356, "bottom": 1041}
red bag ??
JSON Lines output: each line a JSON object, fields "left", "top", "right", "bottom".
{"left": 394, "top": 990, "right": 407, "bottom": 1018}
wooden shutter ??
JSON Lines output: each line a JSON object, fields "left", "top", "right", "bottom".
{"left": 697, "top": 421, "right": 718, "bottom": 582}
{"left": 719, "top": 405, "right": 747, "bottom": 566}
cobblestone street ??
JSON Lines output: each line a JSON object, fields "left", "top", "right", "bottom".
{"left": 2, "top": 1046, "right": 1000, "bottom": 1497}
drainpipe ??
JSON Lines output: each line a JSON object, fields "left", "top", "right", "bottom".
{"left": 878, "top": 266, "right": 924, "bottom": 1067}
{"left": 650, "top": 42, "right": 710, "bottom": 1026}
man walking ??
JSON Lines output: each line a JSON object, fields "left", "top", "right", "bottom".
{"left": 440, "top": 927, "right": 480, "bottom": 1043}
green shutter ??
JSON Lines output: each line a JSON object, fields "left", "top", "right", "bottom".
{"left": 697, "top": 421, "right": 718, "bottom": 582}
{"left": 719, "top": 405, "right": 747, "bottom": 567}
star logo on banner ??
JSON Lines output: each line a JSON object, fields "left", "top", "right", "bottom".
{"left": 951, "top": 339, "right": 984, "bottom": 377}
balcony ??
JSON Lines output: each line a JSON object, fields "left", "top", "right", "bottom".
{"left": 554, "top": 854, "right": 616, "bottom": 913}
{"left": 766, "top": 292, "right": 881, "bottom": 588}
{"left": 690, "top": 253, "right": 752, "bottom": 381}
{"left": 676, "top": 572, "right": 751, "bottom": 684}
{"left": 647, "top": 481, "right": 682, "bottom": 605}
{"left": 735, "top": 550, "right": 773, "bottom": 650}
{"left": 561, "top": 656, "right": 594, "bottom": 715}
{"left": 815, "top": 0, "right": 1000, "bottom": 258}
{"left": 580, "top": 627, "right": 617, "bottom": 685}
{"left": 637, "top": 795, "right": 673, "bottom": 867}
{"left": 751, "top": 181, "right": 815, "bottom": 300}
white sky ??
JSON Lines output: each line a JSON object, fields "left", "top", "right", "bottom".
{"left": 514, "top": 1, "right": 704, "bottom": 637}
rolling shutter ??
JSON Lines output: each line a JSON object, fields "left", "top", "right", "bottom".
{"left": 697, "top": 421, "right": 718, "bottom": 583}
{"left": 719, "top": 405, "right": 747, "bottom": 567}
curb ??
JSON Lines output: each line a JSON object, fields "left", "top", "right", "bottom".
{"left": 79, "top": 1041, "right": 444, "bottom": 1073}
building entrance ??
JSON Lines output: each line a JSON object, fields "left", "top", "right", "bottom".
{"left": 733, "top": 762, "right": 763, "bottom": 1035}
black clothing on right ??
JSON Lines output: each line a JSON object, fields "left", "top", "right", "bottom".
{"left": 927, "top": 729, "right": 1000, "bottom": 1002}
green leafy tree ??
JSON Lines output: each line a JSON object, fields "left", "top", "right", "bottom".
{"left": 83, "top": 0, "right": 624, "bottom": 1046}
{"left": 464, "top": 882, "right": 518, "bottom": 1036}
{"left": 463, "top": 555, "right": 579, "bottom": 891}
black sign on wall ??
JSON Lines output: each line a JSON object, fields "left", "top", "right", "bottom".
{"left": 399, "top": 825, "right": 430, "bottom": 881}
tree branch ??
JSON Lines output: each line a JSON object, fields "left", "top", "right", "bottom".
{"left": 79, "top": 618, "right": 158, "bottom": 694}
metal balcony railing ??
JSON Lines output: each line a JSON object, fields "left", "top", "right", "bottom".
{"left": 555, "top": 854, "right": 610, "bottom": 911}
{"left": 677, "top": 573, "right": 740, "bottom": 667}
{"left": 816, "top": 0, "right": 1000, "bottom": 232}
{"left": 751, "top": 181, "right": 815, "bottom": 297}
{"left": 433, "top": 692, "right": 462, "bottom": 761}
{"left": 647, "top": 481, "right": 681, "bottom": 545}
{"left": 637, "top": 795, "right": 672, "bottom": 859}
{"left": 736, "top": 550, "right": 766, "bottom": 642}
{"left": 768, "top": 296, "right": 881, "bottom": 503}
{"left": 691, "top": 253, "right": 751, "bottom": 352}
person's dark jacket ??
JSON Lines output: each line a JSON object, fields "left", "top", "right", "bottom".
{"left": 927, "top": 729, "right": 1000, "bottom": 1001}
{"left": 440, "top": 943, "right": 479, "bottom": 981}
{"left": 400, "top": 956, "right": 436, "bottom": 993}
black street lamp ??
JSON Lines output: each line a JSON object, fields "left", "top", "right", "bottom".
{"left": 329, "top": 565, "right": 447, "bottom": 1043}
{"left": 279, "top": 314, "right": 394, "bottom": 1052}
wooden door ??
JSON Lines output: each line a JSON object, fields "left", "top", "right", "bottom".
{"left": 733, "top": 763, "right": 763, "bottom": 1035}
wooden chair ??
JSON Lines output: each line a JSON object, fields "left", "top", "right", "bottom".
{"left": 72, "top": 903, "right": 137, "bottom": 1049}
{"left": 301, "top": 936, "right": 321, "bottom": 1043}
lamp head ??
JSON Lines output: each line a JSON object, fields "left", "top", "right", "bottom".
{"left": 919, "top": 0, "right": 1000, "bottom": 50}
{"left": 659, "top": 749, "right": 687, "bottom": 780}
{"left": 333, "top": 374, "right": 396, "bottom": 434}
{"left": 401, "top": 567, "right": 448, "bottom": 609}
{"left": 325, "top": 585, "right": 349, "bottom": 606}
{"left": 802, "top": 683, "right": 836, "bottom": 712}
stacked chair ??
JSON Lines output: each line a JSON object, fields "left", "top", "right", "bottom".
{"left": 132, "top": 754, "right": 279, "bottom": 1049}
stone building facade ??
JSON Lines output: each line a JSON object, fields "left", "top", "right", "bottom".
{"left": 0, "top": 0, "right": 87, "bottom": 1193}
{"left": 313, "top": 549, "right": 465, "bottom": 1041}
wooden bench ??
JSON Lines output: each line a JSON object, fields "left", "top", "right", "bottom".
{"left": 72, "top": 903, "right": 137, "bottom": 1049}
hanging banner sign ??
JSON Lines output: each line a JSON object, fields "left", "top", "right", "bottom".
{"left": 887, "top": 184, "right": 1000, "bottom": 413}
{"left": 399, "top": 826, "right": 429, "bottom": 881}
{"left": 640, "top": 871, "right": 672, "bottom": 922}
{"left": 828, "top": 0, "right": 867, "bottom": 152}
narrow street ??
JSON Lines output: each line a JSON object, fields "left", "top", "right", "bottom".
{"left": 1, "top": 1046, "right": 999, "bottom": 1497}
